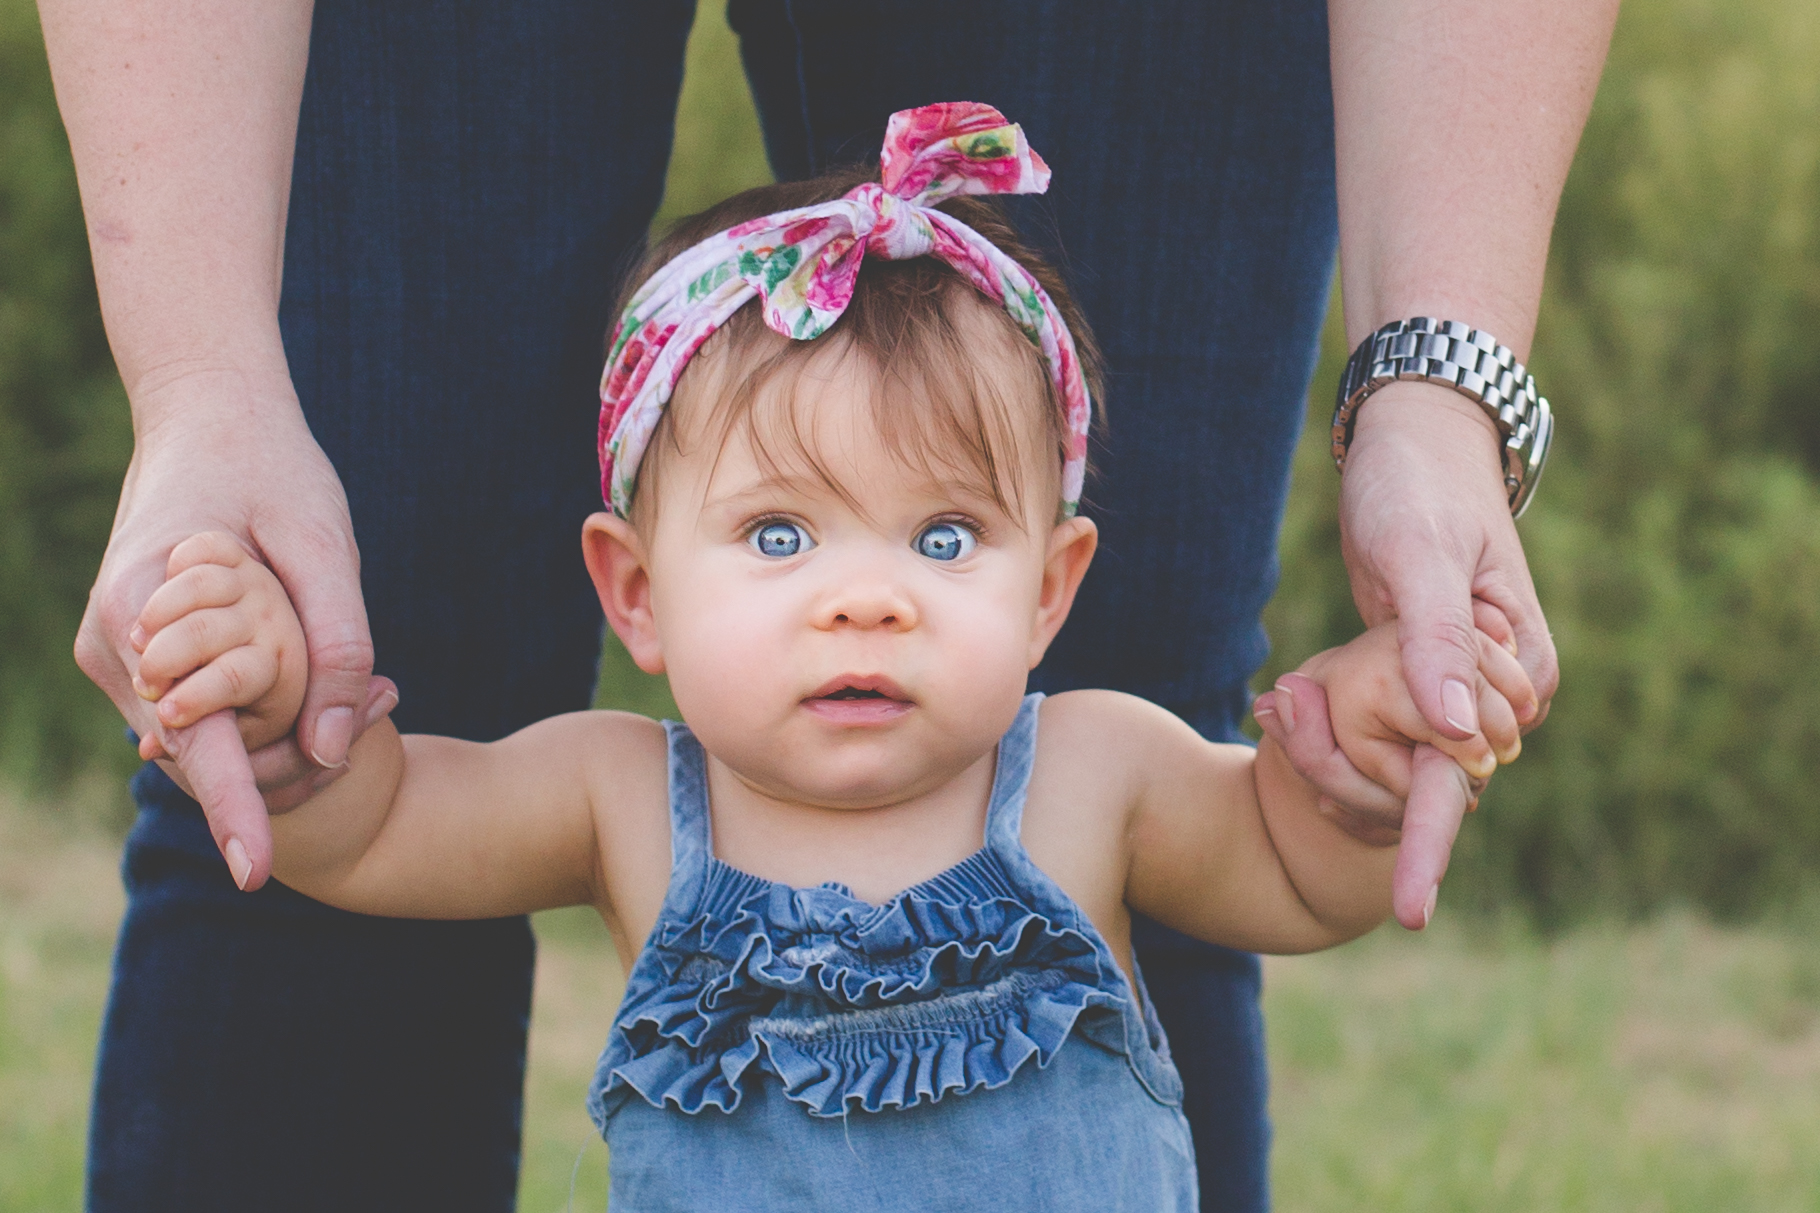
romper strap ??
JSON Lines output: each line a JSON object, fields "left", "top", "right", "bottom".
{"left": 661, "top": 720, "right": 714, "bottom": 911}
{"left": 983, "top": 693, "right": 1044, "bottom": 852}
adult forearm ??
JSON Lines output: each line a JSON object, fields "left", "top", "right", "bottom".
{"left": 1329, "top": 0, "right": 1619, "bottom": 354}
{"left": 36, "top": 0, "right": 314, "bottom": 416}
{"left": 45, "top": 0, "right": 386, "bottom": 894}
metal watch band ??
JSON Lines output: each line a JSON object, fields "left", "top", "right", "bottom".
{"left": 1330, "top": 317, "right": 1554, "bottom": 518}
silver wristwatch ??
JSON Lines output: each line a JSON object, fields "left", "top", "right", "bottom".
{"left": 1331, "top": 317, "right": 1554, "bottom": 518}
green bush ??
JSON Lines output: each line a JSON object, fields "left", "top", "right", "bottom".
{"left": 0, "top": 0, "right": 133, "bottom": 786}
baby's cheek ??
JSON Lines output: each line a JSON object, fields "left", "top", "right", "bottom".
{"left": 662, "top": 602, "right": 792, "bottom": 725}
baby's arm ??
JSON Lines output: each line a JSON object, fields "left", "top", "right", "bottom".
{"left": 1112, "top": 622, "right": 1527, "bottom": 953}
{"left": 132, "top": 533, "right": 661, "bottom": 920}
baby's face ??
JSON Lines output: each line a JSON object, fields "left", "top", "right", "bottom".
{"left": 600, "top": 351, "right": 1095, "bottom": 813}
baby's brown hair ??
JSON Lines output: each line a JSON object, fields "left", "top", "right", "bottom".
{"left": 615, "top": 166, "right": 1103, "bottom": 530}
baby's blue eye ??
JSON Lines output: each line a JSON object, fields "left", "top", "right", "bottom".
{"left": 914, "top": 522, "right": 976, "bottom": 562}
{"left": 751, "top": 521, "right": 813, "bottom": 558}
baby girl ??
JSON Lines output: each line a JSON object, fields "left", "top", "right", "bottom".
{"left": 128, "top": 105, "right": 1527, "bottom": 1209}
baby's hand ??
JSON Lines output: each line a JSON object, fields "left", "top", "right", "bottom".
{"left": 1255, "top": 618, "right": 1535, "bottom": 929}
{"left": 1299, "top": 620, "right": 1532, "bottom": 792}
{"left": 130, "top": 532, "right": 309, "bottom": 759}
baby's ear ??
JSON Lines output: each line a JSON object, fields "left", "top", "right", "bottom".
{"left": 1028, "top": 515, "right": 1097, "bottom": 668}
{"left": 582, "top": 514, "right": 664, "bottom": 675}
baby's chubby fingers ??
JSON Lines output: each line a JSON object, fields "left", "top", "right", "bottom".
{"left": 129, "top": 531, "right": 308, "bottom": 752}
{"left": 139, "top": 676, "right": 402, "bottom": 805}
{"left": 1475, "top": 632, "right": 1534, "bottom": 763}
{"left": 1475, "top": 675, "right": 1521, "bottom": 767}
{"left": 1472, "top": 600, "right": 1544, "bottom": 728}
{"left": 1256, "top": 675, "right": 1406, "bottom": 843}
{"left": 135, "top": 604, "right": 257, "bottom": 705}
{"left": 152, "top": 643, "right": 279, "bottom": 730}
{"left": 131, "top": 563, "right": 253, "bottom": 699}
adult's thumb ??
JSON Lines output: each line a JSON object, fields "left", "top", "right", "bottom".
{"left": 285, "top": 546, "right": 375, "bottom": 769}
{"left": 1395, "top": 570, "right": 1486, "bottom": 743}
{"left": 167, "top": 710, "right": 274, "bottom": 891}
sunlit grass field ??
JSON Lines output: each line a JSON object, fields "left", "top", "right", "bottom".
{"left": 7, "top": 780, "right": 1820, "bottom": 1213}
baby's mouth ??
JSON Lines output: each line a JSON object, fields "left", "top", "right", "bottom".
{"left": 803, "top": 675, "right": 913, "bottom": 722}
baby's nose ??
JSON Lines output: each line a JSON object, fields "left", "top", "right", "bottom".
{"left": 815, "top": 581, "right": 919, "bottom": 632}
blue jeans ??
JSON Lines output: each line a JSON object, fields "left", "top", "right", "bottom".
{"left": 87, "top": 2, "right": 1336, "bottom": 1209}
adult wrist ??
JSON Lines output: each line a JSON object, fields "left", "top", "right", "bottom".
{"left": 129, "top": 361, "right": 306, "bottom": 445}
{"left": 1331, "top": 318, "right": 1554, "bottom": 517}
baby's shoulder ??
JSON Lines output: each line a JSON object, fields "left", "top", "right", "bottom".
{"left": 542, "top": 710, "right": 674, "bottom": 936}
{"left": 552, "top": 708, "right": 669, "bottom": 793}
{"left": 1030, "top": 689, "right": 1229, "bottom": 808}
{"left": 1027, "top": 690, "right": 1178, "bottom": 812}
{"left": 1020, "top": 692, "right": 1181, "bottom": 934}
{"left": 1035, "top": 688, "right": 1198, "bottom": 757}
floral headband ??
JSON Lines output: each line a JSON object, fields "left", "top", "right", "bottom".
{"left": 597, "top": 101, "right": 1092, "bottom": 518}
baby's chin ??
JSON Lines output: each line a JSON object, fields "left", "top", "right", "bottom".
{"left": 709, "top": 728, "right": 994, "bottom": 812}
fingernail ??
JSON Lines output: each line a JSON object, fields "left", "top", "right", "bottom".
{"left": 1422, "top": 884, "right": 1439, "bottom": 928}
{"left": 371, "top": 688, "right": 400, "bottom": 722}
{"left": 310, "top": 706, "right": 355, "bottom": 767}
{"left": 1503, "top": 635, "right": 1519, "bottom": 657}
{"left": 224, "top": 837, "right": 252, "bottom": 891}
{"left": 1441, "top": 678, "right": 1478, "bottom": 735}
{"left": 1272, "top": 683, "right": 1297, "bottom": 732}
{"left": 133, "top": 674, "right": 156, "bottom": 701}
{"left": 129, "top": 623, "right": 147, "bottom": 650}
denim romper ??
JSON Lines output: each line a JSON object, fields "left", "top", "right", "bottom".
{"left": 588, "top": 694, "right": 1198, "bottom": 1211}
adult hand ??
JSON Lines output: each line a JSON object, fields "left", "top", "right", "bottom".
{"left": 1256, "top": 598, "right": 1523, "bottom": 928}
{"left": 75, "top": 368, "right": 383, "bottom": 891}
{"left": 1338, "top": 381, "right": 1558, "bottom": 738}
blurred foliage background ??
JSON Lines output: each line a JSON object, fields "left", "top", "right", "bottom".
{"left": 4, "top": 0, "right": 1819, "bottom": 930}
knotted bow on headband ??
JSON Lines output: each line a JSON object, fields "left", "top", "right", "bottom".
{"left": 597, "top": 101, "right": 1092, "bottom": 518}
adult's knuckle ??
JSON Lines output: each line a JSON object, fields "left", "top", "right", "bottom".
{"left": 309, "top": 634, "right": 375, "bottom": 676}
{"left": 73, "top": 623, "right": 114, "bottom": 680}
{"left": 1419, "top": 607, "right": 1482, "bottom": 668}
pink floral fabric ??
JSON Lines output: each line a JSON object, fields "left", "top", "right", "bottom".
{"left": 598, "top": 102, "right": 1091, "bottom": 518}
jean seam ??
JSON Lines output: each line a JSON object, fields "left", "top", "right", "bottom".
{"left": 781, "top": 0, "right": 817, "bottom": 174}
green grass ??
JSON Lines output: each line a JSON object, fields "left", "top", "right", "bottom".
{"left": 1266, "top": 917, "right": 1820, "bottom": 1211}
{"left": 0, "top": 786, "right": 124, "bottom": 1213}
{"left": 7, "top": 787, "right": 1820, "bottom": 1212}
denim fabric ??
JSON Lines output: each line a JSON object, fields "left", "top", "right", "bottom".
{"left": 594, "top": 697, "right": 1198, "bottom": 1211}
{"left": 87, "top": 2, "right": 1336, "bottom": 1210}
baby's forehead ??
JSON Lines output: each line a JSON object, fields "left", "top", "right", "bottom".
{"left": 654, "top": 306, "right": 1064, "bottom": 523}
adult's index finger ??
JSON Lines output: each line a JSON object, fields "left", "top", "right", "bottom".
{"left": 1392, "top": 744, "right": 1470, "bottom": 930}
{"left": 166, "top": 710, "right": 273, "bottom": 891}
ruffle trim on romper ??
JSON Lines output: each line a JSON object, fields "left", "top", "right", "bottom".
{"left": 593, "top": 849, "right": 1126, "bottom": 1119}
